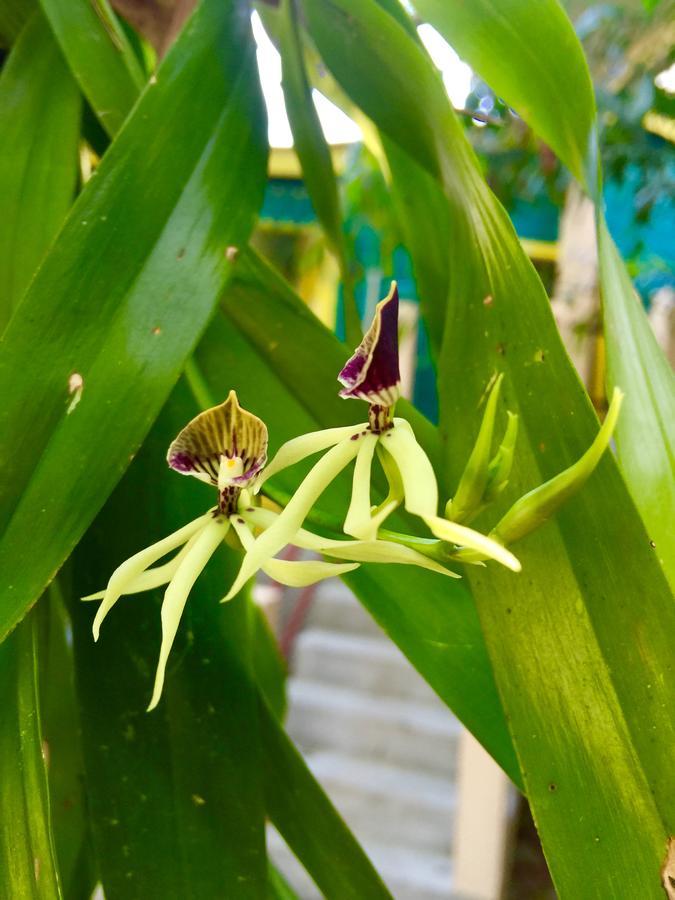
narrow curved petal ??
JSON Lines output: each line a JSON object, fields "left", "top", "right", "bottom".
{"left": 91, "top": 513, "right": 211, "bottom": 641}
{"left": 380, "top": 421, "right": 438, "bottom": 518}
{"left": 238, "top": 508, "right": 459, "bottom": 577}
{"left": 375, "top": 441, "right": 405, "bottom": 508}
{"left": 424, "top": 515, "right": 521, "bottom": 572}
{"left": 229, "top": 515, "right": 360, "bottom": 587}
{"left": 82, "top": 534, "right": 200, "bottom": 601}
{"left": 344, "top": 433, "right": 379, "bottom": 539}
{"left": 147, "top": 518, "right": 229, "bottom": 712}
{"left": 223, "top": 436, "right": 362, "bottom": 601}
{"left": 261, "top": 423, "right": 364, "bottom": 485}
{"left": 320, "top": 539, "right": 460, "bottom": 578}
{"left": 338, "top": 281, "right": 401, "bottom": 405}
{"left": 262, "top": 558, "right": 359, "bottom": 587}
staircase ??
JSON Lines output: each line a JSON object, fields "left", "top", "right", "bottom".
{"left": 268, "top": 580, "right": 462, "bottom": 899}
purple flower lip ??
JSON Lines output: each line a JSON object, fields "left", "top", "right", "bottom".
{"left": 338, "top": 281, "right": 401, "bottom": 406}
{"left": 167, "top": 390, "right": 268, "bottom": 487}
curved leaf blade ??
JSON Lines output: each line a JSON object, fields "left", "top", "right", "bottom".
{"left": 0, "top": 610, "right": 62, "bottom": 899}
{"left": 260, "top": 698, "right": 393, "bottom": 899}
{"left": 411, "top": 0, "right": 597, "bottom": 191}
{"left": 597, "top": 219, "right": 675, "bottom": 584}
{"left": 0, "top": 11, "right": 80, "bottom": 326}
{"left": 39, "top": 0, "right": 144, "bottom": 137}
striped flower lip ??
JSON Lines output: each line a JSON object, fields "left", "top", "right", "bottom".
{"left": 338, "top": 281, "right": 401, "bottom": 410}
{"left": 167, "top": 390, "right": 267, "bottom": 513}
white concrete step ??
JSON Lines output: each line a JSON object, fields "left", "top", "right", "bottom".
{"left": 306, "top": 751, "right": 456, "bottom": 852}
{"left": 267, "top": 826, "right": 455, "bottom": 900}
{"left": 293, "top": 628, "right": 443, "bottom": 705}
{"left": 305, "top": 581, "right": 384, "bottom": 638}
{"left": 286, "top": 680, "right": 460, "bottom": 778}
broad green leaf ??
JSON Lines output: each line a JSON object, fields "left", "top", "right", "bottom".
{"left": 259, "top": 698, "right": 393, "bottom": 899}
{"left": 0, "top": 0, "right": 35, "bottom": 45}
{"left": 264, "top": 0, "right": 361, "bottom": 342}
{"left": 597, "top": 219, "right": 675, "bottom": 585}
{"left": 411, "top": 0, "right": 597, "bottom": 192}
{"left": 0, "top": 610, "right": 62, "bottom": 899}
{"left": 383, "top": 135, "right": 451, "bottom": 358}
{"left": 0, "top": 0, "right": 267, "bottom": 642}
{"left": 268, "top": 863, "right": 299, "bottom": 900}
{"left": 299, "top": 0, "right": 674, "bottom": 892}
{"left": 0, "top": 11, "right": 80, "bottom": 326}
{"left": 39, "top": 585, "right": 96, "bottom": 898}
{"left": 40, "top": 0, "right": 144, "bottom": 137}
{"left": 413, "top": 0, "right": 675, "bottom": 590}
{"left": 206, "top": 250, "right": 522, "bottom": 786}
{"left": 68, "top": 379, "right": 267, "bottom": 897}
{"left": 253, "top": 599, "right": 288, "bottom": 721}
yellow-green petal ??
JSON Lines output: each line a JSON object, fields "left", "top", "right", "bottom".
{"left": 239, "top": 508, "right": 459, "bottom": 578}
{"left": 91, "top": 513, "right": 212, "bottom": 641}
{"left": 263, "top": 558, "right": 359, "bottom": 587}
{"left": 82, "top": 534, "right": 201, "bottom": 601}
{"left": 223, "top": 436, "right": 362, "bottom": 601}
{"left": 260, "top": 423, "right": 364, "bottom": 485}
{"left": 424, "top": 515, "right": 522, "bottom": 572}
{"left": 344, "top": 432, "right": 379, "bottom": 539}
{"left": 147, "top": 518, "right": 229, "bottom": 712}
{"left": 380, "top": 420, "right": 438, "bottom": 517}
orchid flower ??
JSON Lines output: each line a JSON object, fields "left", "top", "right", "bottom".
{"left": 85, "top": 391, "right": 458, "bottom": 710}
{"left": 223, "top": 283, "right": 522, "bottom": 602}
{"left": 225, "top": 282, "right": 624, "bottom": 601}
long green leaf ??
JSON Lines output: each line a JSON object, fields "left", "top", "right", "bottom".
{"left": 39, "top": 586, "right": 96, "bottom": 898}
{"left": 210, "top": 250, "right": 522, "bottom": 785}
{"left": 412, "top": 0, "right": 597, "bottom": 191}
{"left": 0, "top": 0, "right": 35, "bottom": 45}
{"left": 0, "top": 0, "right": 267, "bottom": 642}
{"left": 260, "top": 698, "right": 393, "bottom": 899}
{"left": 266, "top": 0, "right": 362, "bottom": 341}
{"left": 597, "top": 219, "right": 675, "bottom": 584}
{"left": 0, "top": 610, "right": 62, "bottom": 899}
{"left": 267, "top": 863, "right": 300, "bottom": 900}
{"left": 0, "top": 11, "right": 80, "bottom": 326}
{"left": 299, "top": 0, "right": 673, "bottom": 893}
{"left": 68, "top": 379, "right": 267, "bottom": 897}
{"left": 39, "top": 0, "right": 144, "bottom": 137}
{"left": 412, "top": 0, "right": 675, "bottom": 587}
{"left": 383, "top": 135, "right": 451, "bottom": 359}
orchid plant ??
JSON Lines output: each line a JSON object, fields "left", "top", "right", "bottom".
{"left": 87, "top": 283, "right": 622, "bottom": 711}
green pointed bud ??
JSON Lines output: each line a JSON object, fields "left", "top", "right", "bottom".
{"left": 445, "top": 374, "right": 504, "bottom": 524}
{"left": 484, "top": 412, "right": 519, "bottom": 504}
{"left": 492, "top": 389, "right": 623, "bottom": 546}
